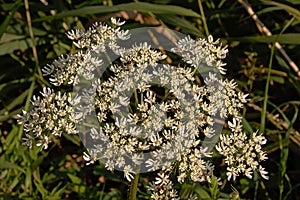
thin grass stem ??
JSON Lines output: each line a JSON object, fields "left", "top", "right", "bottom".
{"left": 198, "top": 0, "right": 210, "bottom": 36}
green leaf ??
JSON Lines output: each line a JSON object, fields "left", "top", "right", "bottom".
{"left": 9, "top": 174, "right": 22, "bottom": 191}
{"left": 279, "top": 106, "right": 298, "bottom": 199}
{"left": 275, "top": 55, "right": 300, "bottom": 91}
{"left": 103, "top": 189, "right": 123, "bottom": 200}
{"left": 34, "top": 2, "right": 201, "bottom": 22}
{"left": 261, "top": 0, "right": 300, "bottom": 22}
{"left": 25, "top": 168, "right": 32, "bottom": 190}
{"left": 0, "top": 156, "right": 25, "bottom": 173}
{"left": 0, "top": 108, "right": 23, "bottom": 122}
{"left": 0, "top": 28, "right": 46, "bottom": 45}
{"left": 157, "top": 14, "right": 204, "bottom": 37}
{"left": 63, "top": 132, "right": 81, "bottom": 146}
{"left": 209, "top": 174, "right": 220, "bottom": 200}
{"left": 0, "top": 0, "right": 22, "bottom": 39}
{"left": 269, "top": 75, "right": 285, "bottom": 84}
{"left": 226, "top": 33, "right": 300, "bottom": 44}
{"left": 275, "top": 54, "right": 290, "bottom": 70}
{"left": 179, "top": 183, "right": 194, "bottom": 199}
{"left": 239, "top": 178, "right": 251, "bottom": 195}
{"left": 0, "top": 89, "right": 29, "bottom": 115}
{"left": 0, "top": 33, "right": 26, "bottom": 43}
{"left": 194, "top": 184, "right": 211, "bottom": 199}
{"left": 33, "top": 179, "right": 48, "bottom": 198}
{"left": 120, "top": 2, "right": 201, "bottom": 17}
{"left": 258, "top": 6, "right": 284, "bottom": 15}
{"left": 241, "top": 117, "right": 254, "bottom": 134}
{"left": 3, "top": 126, "right": 21, "bottom": 154}
{"left": 49, "top": 182, "right": 68, "bottom": 199}
{"left": 67, "top": 173, "right": 82, "bottom": 185}
{"left": 31, "top": 152, "right": 48, "bottom": 171}
{"left": 67, "top": 173, "right": 87, "bottom": 195}
{"left": 0, "top": 37, "right": 47, "bottom": 56}
{"left": 285, "top": 0, "right": 300, "bottom": 4}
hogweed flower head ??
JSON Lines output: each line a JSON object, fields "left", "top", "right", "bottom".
{"left": 216, "top": 130, "right": 268, "bottom": 181}
{"left": 18, "top": 17, "right": 268, "bottom": 196}
{"left": 42, "top": 51, "right": 103, "bottom": 86}
{"left": 66, "top": 18, "right": 129, "bottom": 53}
{"left": 18, "top": 87, "right": 78, "bottom": 149}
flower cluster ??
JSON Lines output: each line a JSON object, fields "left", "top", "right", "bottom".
{"left": 42, "top": 51, "right": 102, "bottom": 86}
{"left": 82, "top": 56, "right": 206, "bottom": 179}
{"left": 147, "top": 172, "right": 179, "bottom": 200}
{"left": 176, "top": 147, "right": 217, "bottom": 184}
{"left": 66, "top": 18, "right": 129, "bottom": 53}
{"left": 216, "top": 129, "right": 268, "bottom": 181}
{"left": 171, "top": 35, "right": 228, "bottom": 74}
{"left": 119, "top": 42, "right": 167, "bottom": 66}
{"left": 18, "top": 87, "right": 78, "bottom": 149}
{"left": 18, "top": 17, "right": 269, "bottom": 198}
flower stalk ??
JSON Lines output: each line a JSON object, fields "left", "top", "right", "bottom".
{"left": 129, "top": 172, "right": 139, "bottom": 200}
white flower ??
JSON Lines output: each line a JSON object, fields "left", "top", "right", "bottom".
{"left": 22, "top": 133, "right": 34, "bottom": 148}
{"left": 124, "top": 165, "right": 134, "bottom": 181}
{"left": 226, "top": 167, "right": 237, "bottom": 181}
{"left": 178, "top": 173, "right": 186, "bottom": 183}
{"left": 259, "top": 165, "right": 269, "bottom": 180}
{"left": 145, "top": 159, "right": 161, "bottom": 172}
{"left": 154, "top": 172, "right": 170, "bottom": 186}
{"left": 36, "top": 135, "right": 49, "bottom": 150}
{"left": 228, "top": 118, "right": 243, "bottom": 133}
{"left": 83, "top": 151, "right": 97, "bottom": 165}
{"left": 111, "top": 17, "right": 126, "bottom": 26}
{"left": 244, "top": 168, "right": 252, "bottom": 179}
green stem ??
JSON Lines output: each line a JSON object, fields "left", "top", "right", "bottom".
{"left": 260, "top": 17, "right": 294, "bottom": 133}
{"left": 134, "top": 86, "right": 139, "bottom": 106}
{"left": 129, "top": 172, "right": 139, "bottom": 200}
{"left": 279, "top": 106, "right": 298, "bottom": 200}
{"left": 198, "top": 0, "right": 210, "bottom": 36}
{"left": 260, "top": 44, "right": 274, "bottom": 133}
{"left": 24, "top": 0, "right": 43, "bottom": 79}
{"left": 253, "top": 171, "right": 258, "bottom": 200}
{"left": 261, "top": 18, "right": 295, "bottom": 199}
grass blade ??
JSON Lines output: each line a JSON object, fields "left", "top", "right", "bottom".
{"left": 0, "top": 0, "right": 22, "bottom": 39}
{"left": 261, "top": 0, "right": 300, "bottom": 22}
{"left": 279, "top": 106, "right": 298, "bottom": 200}
{"left": 156, "top": 14, "right": 204, "bottom": 37}
{"left": 34, "top": 2, "right": 201, "bottom": 22}
{"left": 226, "top": 33, "right": 300, "bottom": 45}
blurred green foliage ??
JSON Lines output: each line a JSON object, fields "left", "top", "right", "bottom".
{"left": 0, "top": 0, "right": 299, "bottom": 199}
